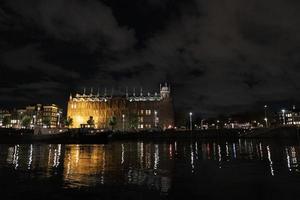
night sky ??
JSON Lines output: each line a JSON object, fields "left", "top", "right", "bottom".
{"left": 1, "top": 0, "right": 300, "bottom": 116}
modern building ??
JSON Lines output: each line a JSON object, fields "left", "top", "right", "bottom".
{"left": 67, "top": 83, "right": 175, "bottom": 130}
{"left": 0, "top": 110, "right": 11, "bottom": 128}
{"left": 279, "top": 106, "right": 300, "bottom": 126}
{"left": 0, "top": 104, "right": 62, "bottom": 128}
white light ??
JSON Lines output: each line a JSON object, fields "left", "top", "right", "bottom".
{"left": 189, "top": 112, "right": 193, "bottom": 116}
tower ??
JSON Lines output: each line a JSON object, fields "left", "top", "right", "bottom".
{"left": 160, "top": 83, "right": 170, "bottom": 99}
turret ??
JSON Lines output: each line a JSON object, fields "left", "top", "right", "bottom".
{"left": 160, "top": 82, "right": 170, "bottom": 99}
{"left": 140, "top": 87, "right": 143, "bottom": 96}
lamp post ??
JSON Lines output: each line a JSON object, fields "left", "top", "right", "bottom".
{"left": 189, "top": 112, "right": 193, "bottom": 131}
{"left": 264, "top": 117, "right": 268, "bottom": 128}
{"left": 33, "top": 115, "right": 36, "bottom": 128}
{"left": 122, "top": 114, "right": 125, "bottom": 132}
{"left": 57, "top": 113, "right": 61, "bottom": 128}
{"left": 200, "top": 119, "right": 204, "bottom": 130}
{"left": 154, "top": 110, "right": 158, "bottom": 128}
{"left": 264, "top": 105, "right": 268, "bottom": 128}
{"left": 282, "top": 109, "right": 286, "bottom": 125}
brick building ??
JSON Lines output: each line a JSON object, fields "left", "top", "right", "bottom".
{"left": 67, "top": 83, "right": 174, "bottom": 130}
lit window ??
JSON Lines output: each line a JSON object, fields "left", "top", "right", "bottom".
{"left": 145, "top": 124, "right": 151, "bottom": 128}
{"left": 139, "top": 117, "right": 144, "bottom": 122}
{"left": 140, "top": 110, "right": 144, "bottom": 114}
{"left": 145, "top": 110, "right": 151, "bottom": 115}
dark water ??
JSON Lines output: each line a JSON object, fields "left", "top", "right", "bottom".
{"left": 0, "top": 139, "right": 300, "bottom": 199}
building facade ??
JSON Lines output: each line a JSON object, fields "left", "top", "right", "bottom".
{"left": 0, "top": 110, "right": 11, "bottom": 128}
{"left": 67, "top": 83, "right": 175, "bottom": 130}
{"left": 278, "top": 106, "right": 300, "bottom": 126}
{"left": 0, "top": 104, "right": 62, "bottom": 128}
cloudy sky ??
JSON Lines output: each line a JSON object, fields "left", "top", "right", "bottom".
{"left": 1, "top": 0, "right": 300, "bottom": 116}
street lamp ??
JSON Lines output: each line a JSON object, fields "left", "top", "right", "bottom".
{"left": 57, "top": 113, "right": 61, "bottom": 127}
{"left": 282, "top": 109, "right": 286, "bottom": 125}
{"left": 264, "top": 105, "right": 268, "bottom": 128}
{"left": 264, "top": 118, "right": 268, "bottom": 127}
{"left": 122, "top": 114, "right": 125, "bottom": 132}
{"left": 200, "top": 119, "right": 204, "bottom": 130}
{"left": 189, "top": 112, "right": 193, "bottom": 131}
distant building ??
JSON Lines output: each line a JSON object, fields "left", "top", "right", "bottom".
{"left": 0, "top": 110, "right": 11, "bottom": 128}
{"left": 279, "top": 105, "right": 300, "bottom": 126}
{"left": 0, "top": 104, "right": 62, "bottom": 128}
{"left": 67, "top": 83, "right": 175, "bottom": 130}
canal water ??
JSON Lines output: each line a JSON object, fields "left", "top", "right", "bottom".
{"left": 0, "top": 139, "right": 300, "bottom": 199}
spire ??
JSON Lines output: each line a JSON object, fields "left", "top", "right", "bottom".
{"left": 140, "top": 87, "right": 143, "bottom": 96}
{"left": 133, "top": 88, "right": 136, "bottom": 96}
{"left": 83, "top": 87, "right": 86, "bottom": 95}
{"left": 104, "top": 88, "right": 107, "bottom": 97}
{"left": 160, "top": 84, "right": 162, "bottom": 90}
{"left": 69, "top": 93, "right": 72, "bottom": 100}
{"left": 90, "top": 87, "right": 93, "bottom": 95}
{"left": 126, "top": 87, "right": 128, "bottom": 97}
{"left": 97, "top": 88, "right": 100, "bottom": 96}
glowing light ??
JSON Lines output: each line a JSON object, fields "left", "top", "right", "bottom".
{"left": 286, "top": 148, "right": 291, "bottom": 171}
{"left": 28, "top": 144, "right": 33, "bottom": 170}
{"left": 218, "top": 145, "right": 222, "bottom": 168}
{"left": 154, "top": 144, "right": 159, "bottom": 170}
{"left": 267, "top": 146, "right": 274, "bottom": 176}
{"left": 121, "top": 144, "right": 125, "bottom": 164}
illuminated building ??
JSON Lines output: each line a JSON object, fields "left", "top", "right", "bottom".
{"left": 67, "top": 83, "right": 174, "bottom": 130}
{"left": 0, "top": 104, "right": 62, "bottom": 128}
{"left": 25, "top": 104, "right": 62, "bottom": 128}
{"left": 279, "top": 105, "right": 300, "bottom": 126}
{"left": 0, "top": 110, "right": 11, "bottom": 128}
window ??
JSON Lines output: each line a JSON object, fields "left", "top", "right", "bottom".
{"left": 139, "top": 117, "right": 144, "bottom": 122}
{"left": 138, "top": 124, "right": 144, "bottom": 129}
{"left": 145, "top": 124, "right": 151, "bottom": 128}
{"left": 140, "top": 110, "right": 144, "bottom": 115}
{"left": 145, "top": 110, "right": 151, "bottom": 115}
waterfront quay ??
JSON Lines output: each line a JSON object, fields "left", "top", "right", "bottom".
{"left": 1, "top": 126, "right": 300, "bottom": 144}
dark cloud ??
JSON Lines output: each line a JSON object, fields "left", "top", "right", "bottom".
{"left": 3, "top": 0, "right": 136, "bottom": 51}
{"left": 1, "top": 0, "right": 300, "bottom": 117}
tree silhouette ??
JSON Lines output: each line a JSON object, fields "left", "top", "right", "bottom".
{"left": 87, "top": 116, "right": 95, "bottom": 127}
{"left": 109, "top": 116, "right": 117, "bottom": 131}
{"left": 42, "top": 117, "right": 51, "bottom": 128}
{"left": 2, "top": 116, "right": 11, "bottom": 128}
{"left": 65, "top": 117, "right": 73, "bottom": 128}
{"left": 129, "top": 113, "right": 138, "bottom": 129}
{"left": 21, "top": 116, "right": 31, "bottom": 128}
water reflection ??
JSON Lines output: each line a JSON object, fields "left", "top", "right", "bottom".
{"left": 0, "top": 139, "right": 300, "bottom": 194}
